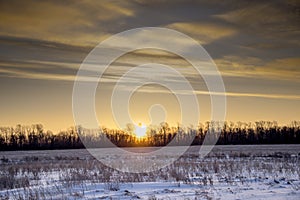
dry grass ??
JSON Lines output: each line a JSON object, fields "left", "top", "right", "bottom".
{"left": 0, "top": 147, "right": 299, "bottom": 199}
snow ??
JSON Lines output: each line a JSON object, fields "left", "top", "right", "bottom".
{"left": 1, "top": 180, "right": 299, "bottom": 199}
{"left": 0, "top": 145, "right": 300, "bottom": 199}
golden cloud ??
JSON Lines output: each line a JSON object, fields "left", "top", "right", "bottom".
{"left": 166, "top": 22, "right": 237, "bottom": 44}
{"left": 0, "top": 0, "right": 134, "bottom": 46}
{"left": 216, "top": 56, "right": 300, "bottom": 80}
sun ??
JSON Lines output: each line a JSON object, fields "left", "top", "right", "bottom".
{"left": 134, "top": 122, "right": 147, "bottom": 138}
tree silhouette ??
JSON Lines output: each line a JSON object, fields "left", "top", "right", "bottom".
{"left": 0, "top": 121, "right": 299, "bottom": 150}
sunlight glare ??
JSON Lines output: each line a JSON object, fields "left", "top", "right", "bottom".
{"left": 134, "top": 122, "right": 147, "bottom": 138}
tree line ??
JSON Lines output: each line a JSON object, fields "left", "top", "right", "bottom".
{"left": 0, "top": 121, "right": 299, "bottom": 151}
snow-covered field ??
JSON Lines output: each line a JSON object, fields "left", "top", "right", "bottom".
{"left": 0, "top": 145, "right": 300, "bottom": 199}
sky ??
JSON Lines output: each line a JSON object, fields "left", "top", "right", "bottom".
{"left": 0, "top": 0, "right": 299, "bottom": 132}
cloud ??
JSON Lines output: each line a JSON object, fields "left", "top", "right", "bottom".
{"left": 0, "top": 0, "right": 135, "bottom": 46}
{"left": 215, "top": 56, "right": 300, "bottom": 81}
{"left": 214, "top": 1, "right": 300, "bottom": 45}
{"left": 166, "top": 22, "right": 237, "bottom": 44}
{"left": 1, "top": 1, "right": 298, "bottom": 88}
{"left": 129, "top": 86, "right": 300, "bottom": 100}
{"left": 266, "top": 57, "right": 300, "bottom": 71}
{"left": 201, "top": 91, "right": 300, "bottom": 101}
